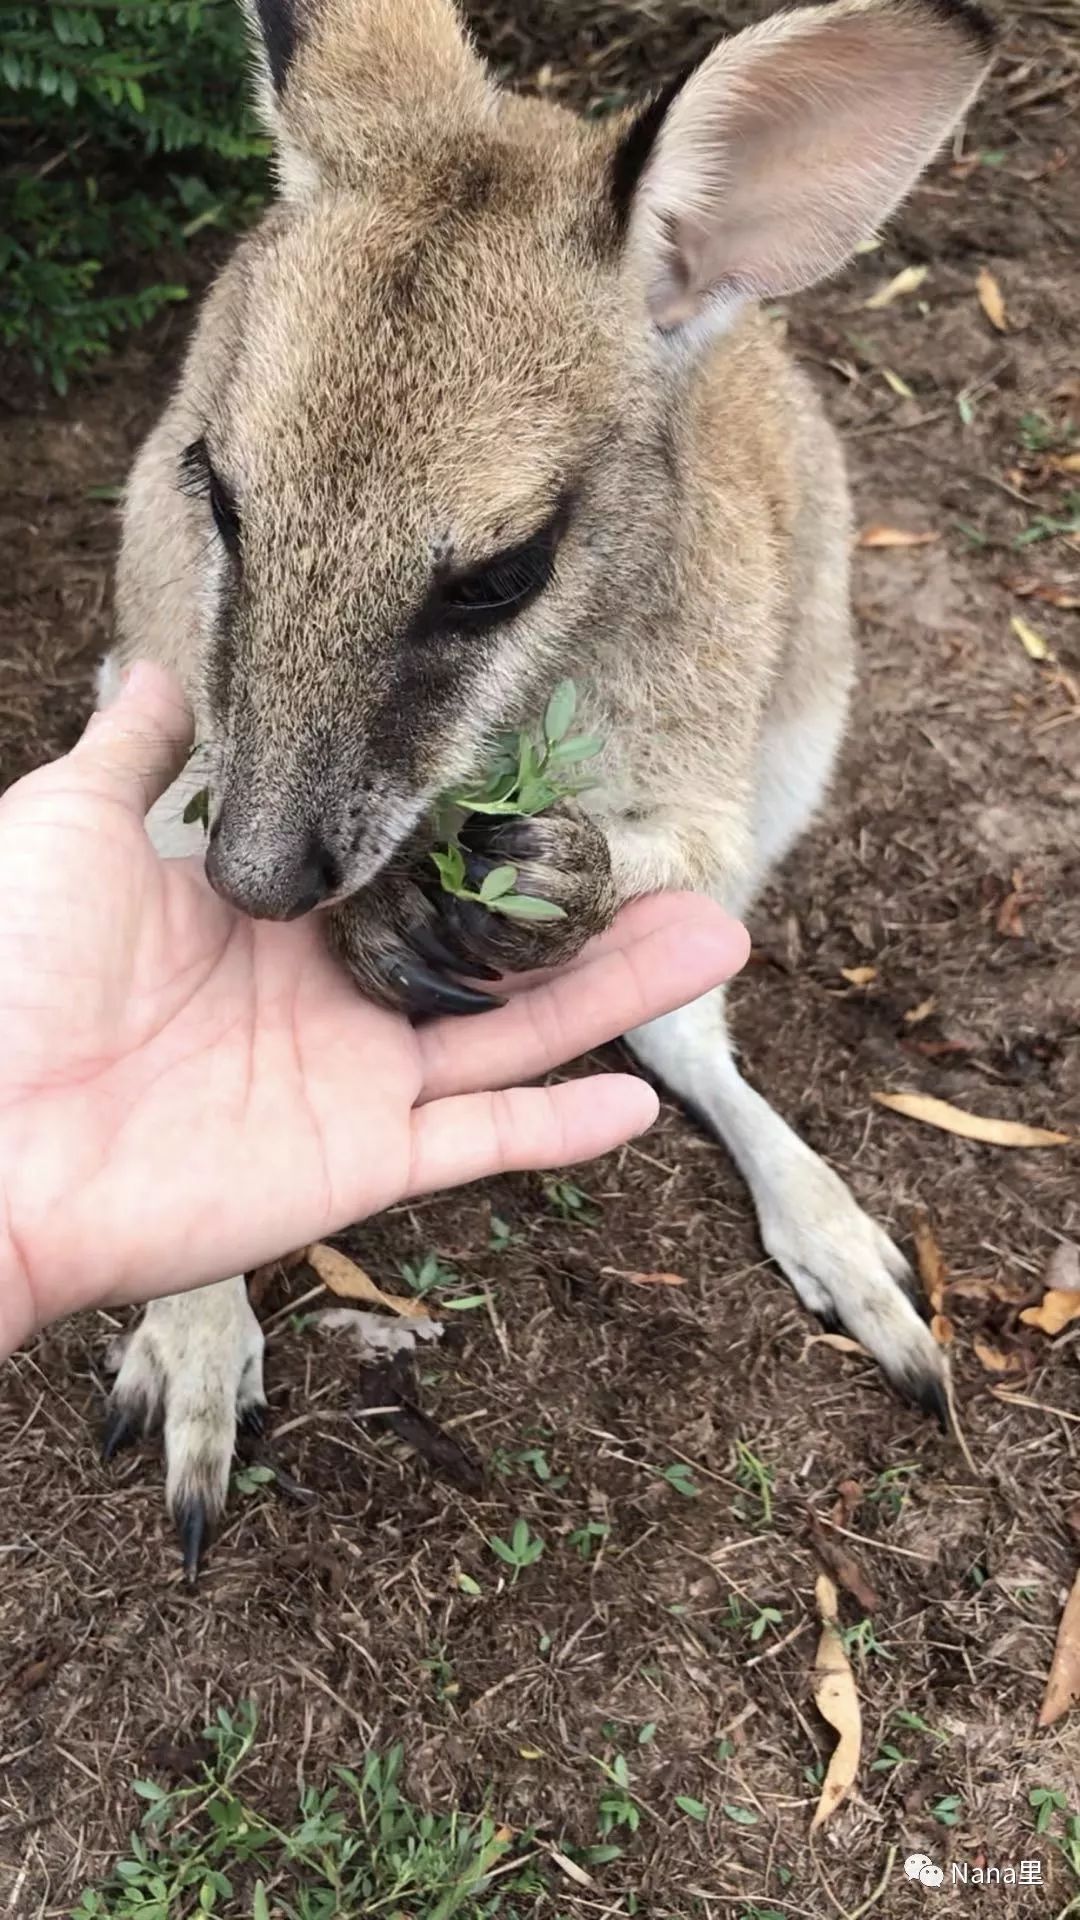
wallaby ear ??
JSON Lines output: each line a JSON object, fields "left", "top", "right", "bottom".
{"left": 615, "top": 0, "right": 995, "bottom": 338}
{"left": 242, "top": 0, "right": 490, "bottom": 198}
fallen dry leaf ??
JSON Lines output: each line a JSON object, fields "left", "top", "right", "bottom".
{"left": 881, "top": 366, "right": 915, "bottom": 400}
{"left": 930, "top": 1312, "right": 955, "bottom": 1346}
{"left": 976, "top": 265, "right": 1008, "bottom": 332}
{"left": 948, "top": 1276, "right": 1032, "bottom": 1306}
{"left": 306, "top": 1243, "right": 430, "bottom": 1318}
{"left": 809, "top": 1514, "right": 881, "bottom": 1613}
{"left": 904, "top": 995, "right": 937, "bottom": 1026}
{"left": 1038, "top": 1572, "right": 1080, "bottom": 1728}
{"left": 996, "top": 867, "right": 1039, "bottom": 939}
{"left": 547, "top": 1847, "right": 595, "bottom": 1890}
{"left": 1011, "top": 614, "right": 1053, "bottom": 662}
{"left": 841, "top": 965, "right": 878, "bottom": 986}
{"left": 1002, "top": 576, "right": 1080, "bottom": 610}
{"left": 873, "top": 1092, "right": 1072, "bottom": 1148}
{"left": 810, "top": 1574, "right": 862, "bottom": 1831}
{"left": 622, "top": 1270, "right": 686, "bottom": 1288}
{"left": 1049, "top": 452, "right": 1080, "bottom": 476}
{"left": 913, "top": 1213, "right": 948, "bottom": 1313}
{"left": 1019, "top": 1291, "right": 1080, "bottom": 1337}
{"left": 857, "top": 524, "right": 939, "bottom": 549}
{"left": 807, "top": 1332, "right": 870, "bottom": 1357}
{"left": 831, "top": 1479, "right": 864, "bottom": 1527}
{"left": 864, "top": 263, "right": 929, "bottom": 309}
{"left": 972, "top": 1338, "right": 1026, "bottom": 1376}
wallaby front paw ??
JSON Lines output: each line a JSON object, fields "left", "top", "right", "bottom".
{"left": 436, "top": 809, "right": 616, "bottom": 975}
{"left": 327, "top": 867, "right": 505, "bottom": 1019}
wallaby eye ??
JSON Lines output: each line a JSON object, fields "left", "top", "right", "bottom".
{"left": 178, "top": 438, "right": 241, "bottom": 556}
{"left": 436, "top": 511, "right": 564, "bottom": 635}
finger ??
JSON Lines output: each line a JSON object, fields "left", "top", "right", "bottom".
{"left": 417, "top": 896, "right": 749, "bottom": 1102}
{"left": 71, "top": 662, "right": 194, "bottom": 817}
{"left": 470, "top": 892, "right": 725, "bottom": 999}
{"left": 407, "top": 1074, "right": 661, "bottom": 1197}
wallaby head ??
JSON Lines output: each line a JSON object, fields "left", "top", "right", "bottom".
{"left": 157, "top": 0, "right": 992, "bottom": 920}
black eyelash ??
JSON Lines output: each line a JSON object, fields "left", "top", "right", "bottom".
{"left": 178, "top": 437, "right": 241, "bottom": 556}
{"left": 433, "top": 507, "right": 566, "bottom": 636}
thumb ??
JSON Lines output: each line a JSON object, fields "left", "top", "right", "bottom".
{"left": 72, "top": 662, "right": 194, "bottom": 816}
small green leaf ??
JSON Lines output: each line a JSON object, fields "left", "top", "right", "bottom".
{"left": 675, "top": 1795, "right": 708, "bottom": 1822}
{"left": 544, "top": 679, "right": 577, "bottom": 746}
{"left": 517, "top": 778, "right": 559, "bottom": 815}
{"left": 638, "top": 1723, "right": 657, "bottom": 1745}
{"left": 252, "top": 1884, "right": 270, "bottom": 1920}
{"left": 183, "top": 786, "right": 210, "bottom": 829}
{"left": 456, "top": 1572, "right": 482, "bottom": 1595}
{"left": 479, "top": 863, "right": 518, "bottom": 903}
{"left": 443, "top": 1293, "right": 489, "bottom": 1311}
{"left": 548, "top": 733, "right": 602, "bottom": 766}
{"left": 491, "top": 893, "right": 567, "bottom": 922}
{"left": 488, "top": 1534, "right": 518, "bottom": 1566}
{"left": 723, "top": 1804, "right": 759, "bottom": 1826}
{"left": 132, "top": 1780, "right": 167, "bottom": 1802}
{"left": 430, "top": 843, "right": 468, "bottom": 894}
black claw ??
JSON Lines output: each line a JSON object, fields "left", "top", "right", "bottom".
{"left": 240, "top": 1403, "right": 266, "bottom": 1437}
{"left": 379, "top": 954, "right": 504, "bottom": 1018}
{"left": 175, "top": 1496, "right": 208, "bottom": 1584}
{"left": 101, "top": 1404, "right": 140, "bottom": 1461}
{"left": 909, "top": 1370, "right": 950, "bottom": 1433}
{"left": 814, "top": 1306, "right": 843, "bottom": 1336}
{"left": 408, "top": 920, "right": 501, "bottom": 983}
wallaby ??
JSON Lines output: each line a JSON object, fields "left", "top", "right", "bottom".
{"left": 99, "top": 0, "right": 994, "bottom": 1572}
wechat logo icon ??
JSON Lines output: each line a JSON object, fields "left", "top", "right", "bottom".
{"left": 905, "top": 1853, "right": 944, "bottom": 1888}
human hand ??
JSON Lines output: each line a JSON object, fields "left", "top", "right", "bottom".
{"left": 0, "top": 665, "right": 748, "bottom": 1357}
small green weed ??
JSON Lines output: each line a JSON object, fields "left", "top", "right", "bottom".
{"left": 1031, "top": 1785, "right": 1068, "bottom": 1835}
{"left": 840, "top": 1618, "right": 893, "bottom": 1667}
{"left": 1014, "top": 492, "right": 1080, "bottom": 547}
{"left": 721, "top": 1596, "right": 784, "bottom": 1644}
{"left": 1018, "top": 410, "right": 1076, "bottom": 454}
{"left": 72, "top": 1703, "right": 547, "bottom": 1919}
{"left": 400, "top": 1252, "right": 459, "bottom": 1295}
{"left": 488, "top": 1214, "right": 523, "bottom": 1253}
{"left": 733, "top": 1439, "right": 775, "bottom": 1527}
{"left": 400, "top": 1253, "right": 488, "bottom": 1313}
{"left": 542, "top": 1176, "right": 598, "bottom": 1225}
{"left": 487, "top": 1518, "right": 544, "bottom": 1583}
{"left": 658, "top": 1461, "right": 701, "bottom": 1499}
{"left": 569, "top": 1519, "right": 611, "bottom": 1560}
{"left": 932, "top": 1793, "right": 964, "bottom": 1828}
{"left": 231, "top": 1464, "right": 275, "bottom": 1498}
{"left": 867, "top": 1463, "right": 919, "bottom": 1517}
{"left": 594, "top": 1752, "right": 642, "bottom": 1840}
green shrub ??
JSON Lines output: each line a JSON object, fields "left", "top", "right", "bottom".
{"left": 0, "top": 2, "right": 270, "bottom": 391}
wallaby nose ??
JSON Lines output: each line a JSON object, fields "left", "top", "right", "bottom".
{"left": 205, "top": 824, "right": 342, "bottom": 921}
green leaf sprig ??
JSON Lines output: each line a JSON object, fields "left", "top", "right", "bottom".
{"left": 429, "top": 679, "right": 602, "bottom": 922}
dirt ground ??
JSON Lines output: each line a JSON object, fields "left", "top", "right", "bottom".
{"left": 2, "top": 2, "right": 1079, "bottom": 1915}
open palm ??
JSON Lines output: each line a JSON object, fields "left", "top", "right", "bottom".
{"left": 0, "top": 666, "right": 747, "bottom": 1352}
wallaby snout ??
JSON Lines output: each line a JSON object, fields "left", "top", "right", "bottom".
{"left": 204, "top": 811, "right": 342, "bottom": 920}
